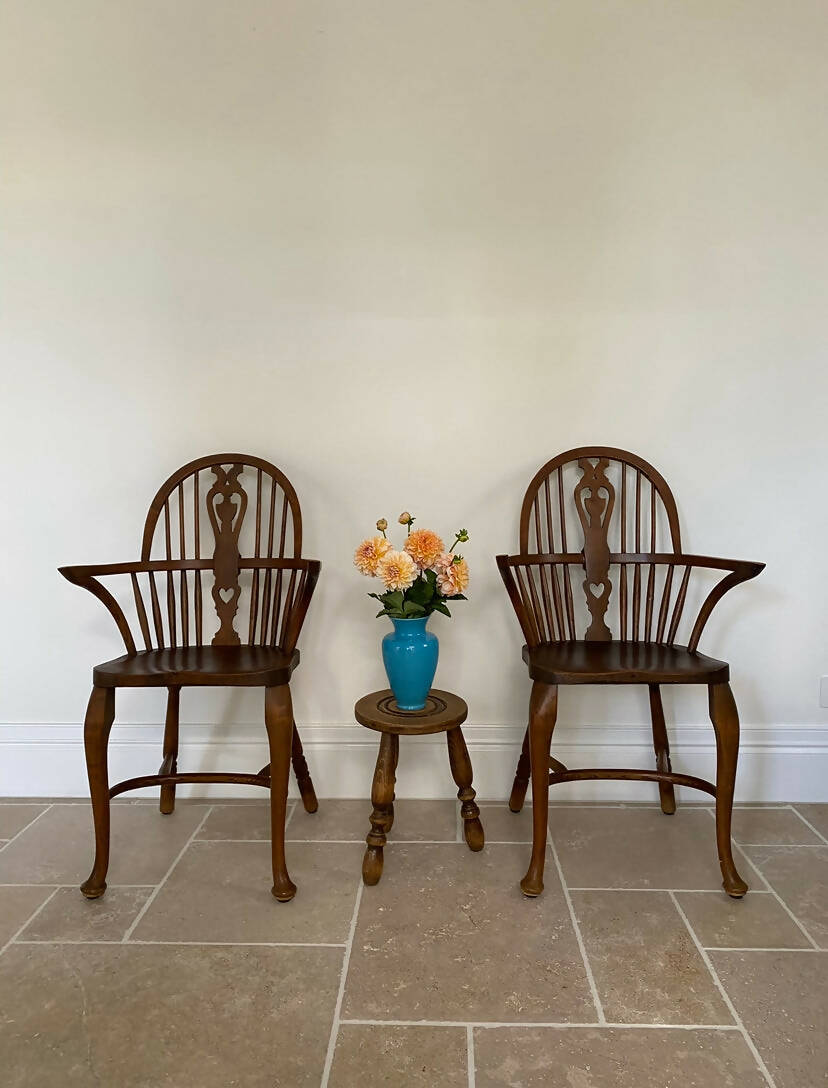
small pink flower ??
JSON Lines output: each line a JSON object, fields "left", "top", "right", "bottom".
{"left": 437, "top": 556, "right": 470, "bottom": 597}
{"left": 354, "top": 535, "right": 392, "bottom": 576}
{"left": 377, "top": 549, "right": 418, "bottom": 592}
{"left": 404, "top": 528, "right": 445, "bottom": 570}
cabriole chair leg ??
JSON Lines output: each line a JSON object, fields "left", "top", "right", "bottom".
{"left": 708, "top": 681, "right": 748, "bottom": 898}
{"left": 264, "top": 685, "right": 297, "bottom": 902}
{"left": 521, "top": 682, "right": 558, "bottom": 898}
{"left": 80, "top": 686, "right": 116, "bottom": 899}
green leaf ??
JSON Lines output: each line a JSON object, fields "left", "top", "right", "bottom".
{"left": 406, "top": 578, "right": 434, "bottom": 607}
{"left": 382, "top": 590, "right": 404, "bottom": 610}
{"left": 446, "top": 593, "right": 468, "bottom": 601}
{"left": 402, "top": 600, "right": 426, "bottom": 615}
{"left": 432, "top": 600, "right": 452, "bottom": 617}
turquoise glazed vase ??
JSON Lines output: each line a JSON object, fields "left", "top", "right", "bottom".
{"left": 381, "top": 616, "right": 439, "bottom": 711}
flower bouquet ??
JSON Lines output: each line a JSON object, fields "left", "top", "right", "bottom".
{"left": 354, "top": 513, "right": 470, "bottom": 710}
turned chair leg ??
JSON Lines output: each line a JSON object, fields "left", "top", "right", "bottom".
{"left": 708, "top": 682, "right": 748, "bottom": 898}
{"left": 362, "top": 732, "right": 399, "bottom": 886}
{"left": 447, "top": 726, "right": 484, "bottom": 851}
{"left": 80, "top": 686, "right": 116, "bottom": 899}
{"left": 521, "top": 682, "right": 558, "bottom": 898}
{"left": 291, "top": 724, "right": 318, "bottom": 813}
{"left": 159, "top": 686, "right": 181, "bottom": 815}
{"left": 649, "top": 684, "right": 676, "bottom": 815}
{"left": 264, "top": 685, "right": 297, "bottom": 902}
{"left": 509, "top": 728, "right": 531, "bottom": 813}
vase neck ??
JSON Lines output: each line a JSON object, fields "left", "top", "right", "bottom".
{"left": 390, "top": 616, "right": 429, "bottom": 637}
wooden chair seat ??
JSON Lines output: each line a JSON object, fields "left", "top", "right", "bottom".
{"left": 93, "top": 646, "right": 301, "bottom": 688}
{"left": 523, "top": 641, "right": 728, "bottom": 686}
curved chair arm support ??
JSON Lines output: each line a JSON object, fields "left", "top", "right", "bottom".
{"left": 496, "top": 552, "right": 764, "bottom": 650}
{"left": 59, "top": 557, "right": 322, "bottom": 655}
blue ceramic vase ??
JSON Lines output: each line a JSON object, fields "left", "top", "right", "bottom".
{"left": 381, "top": 616, "right": 439, "bottom": 711}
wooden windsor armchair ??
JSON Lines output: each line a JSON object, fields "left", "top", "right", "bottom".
{"left": 60, "top": 454, "right": 321, "bottom": 903}
{"left": 497, "top": 447, "right": 764, "bottom": 899}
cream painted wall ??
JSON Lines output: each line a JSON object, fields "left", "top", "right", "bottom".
{"left": 1, "top": 1, "right": 827, "bottom": 795}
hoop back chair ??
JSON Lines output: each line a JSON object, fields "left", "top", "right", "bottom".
{"left": 497, "top": 447, "right": 764, "bottom": 898}
{"left": 60, "top": 454, "right": 321, "bottom": 902}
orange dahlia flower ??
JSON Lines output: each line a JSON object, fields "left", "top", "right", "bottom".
{"left": 377, "top": 549, "right": 418, "bottom": 592}
{"left": 437, "top": 556, "right": 470, "bottom": 596}
{"left": 404, "top": 528, "right": 445, "bottom": 570}
{"left": 353, "top": 535, "right": 392, "bottom": 576}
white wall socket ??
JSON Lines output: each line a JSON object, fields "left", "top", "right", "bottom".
{"left": 821, "top": 676, "right": 828, "bottom": 708}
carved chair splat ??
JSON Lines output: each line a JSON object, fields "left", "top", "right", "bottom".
{"left": 497, "top": 446, "right": 764, "bottom": 899}
{"left": 61, "top": 454, "right": 321, "bottom": 902}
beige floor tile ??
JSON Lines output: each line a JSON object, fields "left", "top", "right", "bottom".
{"left": 0, "top": 804, "right": 210, "bottom": 886}
{"left": 196, "top": 802, "right": 284, "bottom": 841}
{"left": 741, "top": 846, "right": 828, "bottom": 947}
{"left": 570, "top": 890, "right": 731, "bottom": 1024}
{"left": 20, "top": 887, "right": 154, "bottom": 943}
{"left": 550, "top": 808, "right": 728, "bottom": 890}
{"left": 132, "top": 840, "right": 362, "bottom": 943}
{"left": 330, "top": 1024, "right": 468, "bottom": 1087}
{"left": 0, "top": 942, "right": 341, "bottom": 1088}
{"left": 477, "top": 804, "right": 533, "bottom": 842}
{"left": 730, "top": 807, "right": 822, "bottom": 845}
{"left": 674, "top": 890, "right": 811, "bottom": 949}
{"left": 0, "top": 886, "right": 55, "bottom": 947}
{"left": 711, "top": 950, "right": 828, "bottom": 1088}
{"left": 794, "top": 804, "right": 828, "bottom": 841}
{"left": 473, "top": 1026, "right": 767, "bottom": 1086}
{"left": 0, "top": 805, "right": 49, "bottom": 840}
{"left": 289, "top": 799, "right": 460, "bottom": 842}
{"left": 343, "top": 843, "right": 595, "bottom": 1022}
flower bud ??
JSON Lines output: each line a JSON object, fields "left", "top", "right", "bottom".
{"left": 398, "top": 511, "right": 412, "bottom": 525}
{"left": 456, "top": 529, "right": 469, "bottom": 543}
{"left": 376, "top": 518, "right": 388, "bottom": 532}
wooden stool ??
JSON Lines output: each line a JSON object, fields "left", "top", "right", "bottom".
{"left": 355, "top": 689, "right": 485, "bottom": 885}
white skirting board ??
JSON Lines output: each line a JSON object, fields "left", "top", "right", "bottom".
{"left": 1, "top": 722, "right": 826, "bottom": 802}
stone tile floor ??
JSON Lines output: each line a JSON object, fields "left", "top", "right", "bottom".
{"left": 0, "top": 798, "right": 825, "bottom": 1086}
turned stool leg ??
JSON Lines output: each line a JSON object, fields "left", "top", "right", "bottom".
{"left": 509, "top": 727, "right": 531, "bottom": 813}
{"left": 447, "top": 726, "right": 484, "bottom": 852}
{"left": 362, "top": 732, "right": 398, "bottom": 886}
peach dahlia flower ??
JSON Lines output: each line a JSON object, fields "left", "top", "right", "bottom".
{"left": 437, "top": 556, "right": 470, "bottom": 597}
{"left": 404, "top": 528, "right": 445, "bottom": 570}
{"left": 377, "top": 549, "right": 418, "bottom": 592}
{"left": 353, "top": 535, "right": 392, "bottom": 576}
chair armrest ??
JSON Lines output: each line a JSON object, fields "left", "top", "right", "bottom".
{"left": 496, "top": 552, "right": 764, "bottom": 650}
{"left": 59, "top": 557, "right": 322, "bottom": 655}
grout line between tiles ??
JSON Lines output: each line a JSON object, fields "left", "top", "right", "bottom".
{"left": 320, "top": 880, "right": 364, "bottom": 1088}
{"left": 15, "top": 939, "right": 347, "bottom": 948}
{"left": 567, "top": 887, "right": 770, "bottom": 894}
{"left": 122, "top": 805, "right": 214, "bottom": 943}
{"left": 0, "top": 804, "right": 54, "bottom": 854}
{"left": 718, "top": 820, "right": 823, "bottom": 951}
{"left": 788, "top": 805, "right": 828, "bottom": 846}
{"left": 702, "top": 946, "right": 819, "bottom": 953}
{"left": 547, "top": 824, "right": 605, "bottom": 1024}
{"left": 466, "top": 1024, "right": 475, "bottom": 1088}
{"left": 339, "top": 1018, "right": 743, "bottom": 1030}
{"left": 0, "top": 886, "right": 61, "bottom": 957}
{"left": 669, "top": 891, "right": 777, "bottom": 1088}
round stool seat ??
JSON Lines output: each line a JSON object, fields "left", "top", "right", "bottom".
{"left": 355, "top": 689, "right": 468, "bottom": 735}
